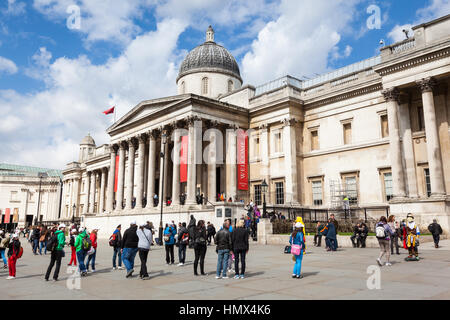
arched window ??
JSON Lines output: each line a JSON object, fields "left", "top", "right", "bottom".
{"left": 181, "top": 81, "right": 185, "bottom": 94}
{"left": 202, "top": 77, "right": 209, "bottom": 95}
{"left": 228, "top": 80, "right": 233, "bottom": 93}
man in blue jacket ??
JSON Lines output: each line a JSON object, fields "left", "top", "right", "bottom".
{"left": 164, "top": 224, "right": 177, "bottom": 264}
{"left": 321, "top": 219, "right": 337, "bottom": 251}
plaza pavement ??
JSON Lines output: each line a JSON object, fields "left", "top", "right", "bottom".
{"left": 1, "top": 237, "right": 449, "bottom": 300}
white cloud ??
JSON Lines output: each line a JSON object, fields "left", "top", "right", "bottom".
{"left": 387, "top": 24, "right": 413, "bottom": 43}
{"left": 241, "top": 0, "right": 359, "bottom": 85}
{"left": 3, "top": 0, "right": 26, "bottom": 16}
{"left": 0, "top": 56, "right": 18, "bottom": 74}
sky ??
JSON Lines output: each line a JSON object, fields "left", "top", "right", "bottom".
{"left": 0, "top": 0, "right": 449, "bottom": 170}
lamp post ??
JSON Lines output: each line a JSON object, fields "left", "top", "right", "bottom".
{"left": 261, "top": 179, "right": 268, "bottom": 218}
{"left": 72, "top": 204, "right": 76, "bottom": 224}
{"left": 158, "top": 131, "right": 167, "bottom": 246}
{"left": 35, "top": 172, "right": 48, "bottom": 225}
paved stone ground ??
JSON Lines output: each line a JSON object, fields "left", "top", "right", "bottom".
{"left": 1, "top": 237, "right": 449, "bottom": 300}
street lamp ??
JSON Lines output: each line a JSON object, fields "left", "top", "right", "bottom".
{"left": 158, "top": 131, "right": 168, "bottom": 246}
{"left": 261, "top": 179, "right": 268, "bottom": 218}
{"left": 72, "top": 204, "right": 76, "bottom": 224}
{"left": 35, "top": 172, "right": 48, "bottom": 225}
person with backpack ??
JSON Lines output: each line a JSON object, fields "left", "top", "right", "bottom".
{"left": 290, "top": 222, "right": 306, "bottom": 279}
{"left": 215, "top": 221, "right": 232, "bottom": 279}
{"left": 177, "top": 222, "right": 189, "bottom": 266}
{"left": 231, "top": 220, "right": 249, "bottom": 279}
{"left": 206, "top": 222, "right": 216, "bottom": 245}
{"left": 86, "top": 228, "right": 98, "bottom": 273}
{"left": 74, "top": 227, "right": 88, "bottom": 276}
{"left": 31, "top": 226, "right": 40, "bottom": 255}
{"left": 428, "top": 219, "right": 443, "bottom": 248}
{"left": 6, "top": 233, "right": 21, "bottom": 279}
{"left": 121, "top": 221, "right": 139, "bottom": 278}
{"left": 164, "top": 223, "right": 177, "bottom": 265}
{"left": 136, "top": 223, "right": 152, "bottom": 280}
{"left": 0, "top": 230, "right": 9, "bottom": 269}
{"left": 376, "top": 216, "right": 395, "bottom": 266}
{"left": 39, "top": 226, "right": 49, "bottom": 255}
{"left": 192, "top": 220, "right": 208, "bottom": 276}
{"left": 68, "top": 229, "right": 77, "bottom": 266}
{"left": 44, "top": 224, "right": 66, "bottom": 281}
{"left": 111, "top": 225, "right": 123, "bottom": 270}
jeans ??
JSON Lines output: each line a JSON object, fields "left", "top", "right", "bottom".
{"left": 178, "top": 243, "right": 187, "bottom": 264}
{"left": 433, "top": 234, "right": 440, "bottom": 246}
{"left": 33, "top": 239, "right": 39, "bottom": 254}
{"left": 234, "top": 249, "right": 246, "bottom": 275}
{"left": 86, "top": 249, "right": 97, "bottom": 271}
{"left": 193, "top": 244, "right": 207, "bottom": 275}
{"left": 138, "top": 249, "right": 149, "bottom": 277}
{"left": 45, "top": 250, "right": 63, "bottom": 280}
{"left": 293, "top": 252, "right": 303, "bottom": 276}
{"left": 216, "top": 249, "right": 230, "bottom": 277}
{"left": 122, "top": 247, "right": 138, "bottom": 272}
{"left": 76, "top": 250, "right": 87, "bottom": 273}
{"left": 113, "top": 247, "right": 122, "bottom": 268}
{"left": 326, "top": 238, "right": 337, "bottom": 251}
{"left": 165, "top": 244, "right": 174, "bottom": 264}
{"left": 0, "top": 249, "right": 7, "bottom": 266}
{"left": 39, "top": 241, "right": 47, "bottom": 255}
{"left": 390, "top": 233, "right": 400, "bottom": 254}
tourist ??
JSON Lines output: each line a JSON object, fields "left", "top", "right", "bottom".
{"left": 136, "top": 223, "right": 152, "bottom": 280}
{"left": 0, "top": 230, "right": 9, "bottom": 269}
{"left": 31, "top": 226, "right": 40, "bottom": 255}
{"left": 207, "top": 222, "right": 216, "bottom": 245}
{"left": 188, "top": 215, "right": 196, "bottom": 248}
{"left": 112, "top": 225, "right": 123, "bottom": 270}
{"left": 86, "top": 228, "right": 98, "bottom": 273}
{"left": 145, "top": 221, "right": 156, "bottom": 245}
{"left": 329, "top": 214, "right": 339, "bottom": 249}
{"left": 44, "top": 223, "right": 66, "bottom": 281}
{"left": 376, "top": 216, "right": 395, "bottom": 266}
{"left": 68, "top": 229, "right": 77, "bottom": 266}
{"left": 164, "top": 223, "right": 176, "bottom": 265}
{"left": 215, "top": 221, "right": 232, "bottom": 279}
{"left": 290, "top": 222, "right": 305, "bottom": 279}
{"left": 75, "top": 227, "right": 88, "bottom": 276}
{"left": 153, "top": 193, "right": 158, "bottom": 207}
{"left": 387, "top": 215, "right": 400, "bottom": 255}
{"left": 314, "top": 221, "right": 324, "bottom": 247}
{"left": 121, "top": 221, "right": 139, "bottom": 278}
{"left": 359, "top": 222, "right": 369, "bottom": 248}
{"left": 177, "top": 222, "right": 189, "bottom": 266}
{"left": 321, "top": 219, "right": 337, "bottom": 251}
{"left": 39, "top": 226, "right": 49, "bottom": 255}
{"left": 225, "top": 219, "right": 234, "bottom": 273}
{"left": 231, "top": 220, "right": 249, "bottom": 279}
{"left": 193, "top": 220, "right": 208, "bottom": 276}
{"left": 428, "top": 219, "right": 443, "bottom": 248}
{"left": 350, "top": 223, "right": 361, "bottom": 248}
{"left": 6, "top": 233, "right": 21, "bottom": 280}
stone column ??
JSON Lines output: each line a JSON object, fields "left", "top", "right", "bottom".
{"left": 226, "top": 125, "right": 237, "bottom": 201}
{"left": 383, "top": 88, "right": 406, "bottom": 198}
{"left": 172, "top": 125, "right": 181, "bottom": 205}
{"left": 83, "top": 172, "right": 90, "bottom": 214}
{"left": 99, "top": 168, "right": 106, "bottom": 213}
{"left": 135, "top": 135, "right": 145, "bottom": 209}
{"left": 73, "top": 178, "right": 80, "bottom": 215}
{"left": 159, "top": 132, "right": 169, "bottom": 208}
{"left": 282, "top": 118, "right": 299, "bottom": 204}
{"left": 417, "top": 78, "right": 446, "bottom": 196}
{"left": 146, "top": 131, "right": 157, "bottom": 208}
{"left": 106, "top": 146, "right": 116, "bottom": 212}
{"left": 186, "top": 116, "right": 200, "bottom": 205}
{"left": 125, "top": 139, "right": 135, "bottom": 210}
{"left": 206, "top": 120, "right": 218, "bottom": 203}
{"left": 117, "top": 143, "right": 126, "bottom": 210}
{"left": 259, "top": 123, "right": 270, "bottom": 198}
{"left": 88, "top": 172, "right": 96, "bottom": 213}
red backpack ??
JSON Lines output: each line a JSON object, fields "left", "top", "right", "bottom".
{"left": 181, "top": 232, "right": 189, "bottom": 244}
{"left": 109, "top": 233, "right": 117, "bottom": 247}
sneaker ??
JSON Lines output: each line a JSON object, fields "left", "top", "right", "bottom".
{"left": 177, "top": 263, "right": 183, "bottom": 266}
{"left": 234, "top": 275, "right": 240, "bottom": 279}
{"left": 126, "top": 269, "right": 134, "bottom": 278}
{"left": 53, "top": 278, "right": 58, "bottom": 281}
{"left": 118, "top": 266, "right": 124, "bottom": 270}
{"left": 142, "top": 275, "right": 150, "bottom": 280}
{"left": 91, "top": 270, "right": 96, "bottom": 273}
{"left": 222, "top": 276, "right": 229, "bottom": 279}
{"left": 376, "top": 258, "right": 382, "bottom": 266}
{"left": 240, "top": 275, "right": 245, "bottom": 279}
{"left": 296, "top": 275, "right": 303, "bottom": 279}
{"left": 112, "top": 267, "right": 117, "bottom": 270}
{"left": 292, "top": 274, "right": 296, "bottom": 278}
{"left": 6, "top": 276, "right": 15, "bottom": 280}
{"left": 215, "top": 276, "right": 222, "bottom": 279}
{"left": 385, "top": 262, "right": 392, "bottom": 266}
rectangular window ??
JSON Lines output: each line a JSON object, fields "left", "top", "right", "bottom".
{"left": 424, "top": 168, "right": 431, "bottom": 197}
{"left": 344, "top": 176, "right": 358, "bottom": 204}
{"left": 383, "top": 172, "right": 393, "bottom": 201}
{"left": 343, "top": 123, "right": 352, "bottom": 145}
{"left": 254, "top": 185, "right": 262, "bottom": 206}
{"left": 10, "top": 191, "right": 18, "bottom": 202}
{"left": 312, "top": 180, "right": 323, "bottom": 206}
{"left": 274, "top": 132, "right": 282, "bottom": 153}
{"left": 381, "top": 115, "right": 389, "bottom": 138}
{"left": 311, "top": 130, "right": 319, "bottom": 151}
{"left": 253, "top": 137, "right": 260, "bottom": 158}
{"left": 275, "top": 182, "right": 284, "bottom": 204}
{"left": 417, "top": 106, "right": 425, "bottom": 131}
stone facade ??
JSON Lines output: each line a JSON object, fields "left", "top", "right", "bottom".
{"left": 63, "top": 15, "right": 450, "bottom": 238}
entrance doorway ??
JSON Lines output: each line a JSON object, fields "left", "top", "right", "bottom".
{"left": 216, "top": 167, "right": 221, "bottom": 200}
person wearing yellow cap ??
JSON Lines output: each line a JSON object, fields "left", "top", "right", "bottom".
{"left": 295, "top": 217, "right": 307, "bottom": 252}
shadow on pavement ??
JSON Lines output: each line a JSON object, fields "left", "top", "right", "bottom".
{"left": 301, "top": 271, "right": 319, "bottom": 278}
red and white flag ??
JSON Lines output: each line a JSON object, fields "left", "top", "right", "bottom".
{"left": 102, "top": 106, "right": 115, "bottom": 115}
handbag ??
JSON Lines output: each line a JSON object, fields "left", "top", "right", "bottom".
{"left": 291, "top": 244, "right": 302, "bottom": 255}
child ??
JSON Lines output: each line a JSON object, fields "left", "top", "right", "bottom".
{"left": 7, "top": 234, "right": 21, "bottom": 280}
{"left": 68, "top": 229, "right": 78, "bottom": 266}
{"left": 289, "top": 222, "right": 305, "bottom": 279}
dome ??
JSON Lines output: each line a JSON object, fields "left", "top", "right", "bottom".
{"left": 177, "top": 26, "right": 242, "bottom": 83}
{"left": 80, "top": 134, "right": 95, "bottom": 146}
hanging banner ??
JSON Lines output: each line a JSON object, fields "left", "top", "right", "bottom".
{"left": 180, "top": 135, "right": 188, "bottom": 183}
{"left": 237, "top": 129, "right": 248, "bottom": 190}
{"left": 13, "top": 208, "right": 19, "bottom": 223}
{"left": 4, "top": 208, "right": 11, "bottom": 224}
{"left": 114, "top": 155, "right": 119, "bottom": 192}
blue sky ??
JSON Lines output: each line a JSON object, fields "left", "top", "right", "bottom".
{"left": 0, "top": 0, "right": 449, "bottom": 168}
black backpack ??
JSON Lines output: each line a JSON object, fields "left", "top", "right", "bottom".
{"left": 284, "top": 245, "right": 291, "bottom": 254}
{"left": 46, "top": 234, "right": 58, "bottom": 252}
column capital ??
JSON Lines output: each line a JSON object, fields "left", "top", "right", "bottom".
{"left": 186, "top": 115, "right": 201, "bottom": 126}
{"left": 382, "top": 87, "right": 400, "bottom": 102}
{"left": 416, "top": 77, "right": 437, "bottom": 93}
{"left": 137, "top": 134, "right": 146, "bottom": 144}
{"left": 118, "top": 141, "right": 127, "bottom": 150}
{"left": 204, "top": 119, "right": 220, "bottom": 129}
{"left": 225, "top": 123, "right": 239, "bottom": 130}
{"left": 127, "top": 137, "right": 137, "bottom": 149}
{"left": 281, "top": 117, "right": 298, "bottom": 127}
{"left": 109, "top": 144, "right": 119, "bottom": 153}
{"left": 258, "top": 123, "right": 269, "bottom": 131}
{"left": 149, "top": 129, "right": 160, "bottom": 140}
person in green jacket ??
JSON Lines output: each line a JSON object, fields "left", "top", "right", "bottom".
{"left": 44, "top": 224, "right": 66, "bottom": 281}
{"left": 75, "top": 227, "right": 88, "bottom": 276}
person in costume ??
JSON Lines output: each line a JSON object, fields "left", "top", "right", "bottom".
{"left": 405, "top": 213, "right": 420, "bottom": 261}
{"left": 295, "top": 217, "right": 307, "bottom": 253}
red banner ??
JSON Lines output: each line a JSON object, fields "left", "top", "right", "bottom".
{"left": 237, "top": 130, "right": 248, "bottom": 190}
{"left": 180, "top": 135, "right": 188, "bottom": 183}
{"left": 114, "top": 155, "right": 119, "bottom": 192}
{"left": 4, "top": 208, "right": 10, "bottom": 224}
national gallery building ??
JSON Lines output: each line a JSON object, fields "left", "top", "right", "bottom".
{"left": 62, "top": 16, "right": 450, "bottom": 237}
